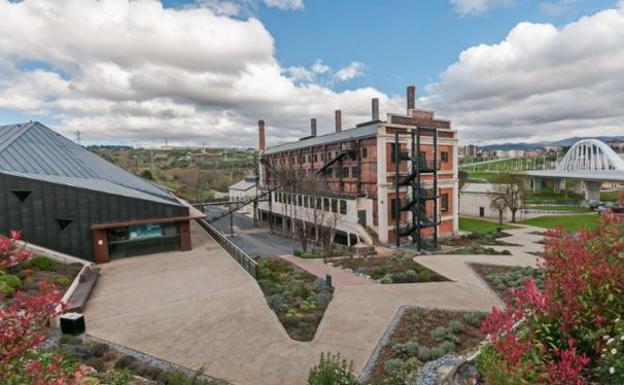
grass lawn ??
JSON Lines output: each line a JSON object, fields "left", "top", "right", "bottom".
{"left": 601, "top": 190, "right": 623, "bottom": 202}
{"left": 520, "top": 214, "right": 601, "bottom": 232}
{"left": 459, "top": 217, "right": 519, "bottom": 235}
{"left": 528, "top": 205, "right": 591, "bottom": 213}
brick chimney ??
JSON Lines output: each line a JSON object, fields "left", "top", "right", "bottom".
{"left": 258, "top": 119, "right": 266, "bottom": 151}
{"left": 311, "top": 118, "right": 317, "bottom": 137}
{"left": 335, "top": 110, "right": 342, "bottom": 133}
{"left": 372, "top": 98, "right": 379, "bottom": 121}
{"left": 407, "top": 85, "right": 416, "bottom": 112}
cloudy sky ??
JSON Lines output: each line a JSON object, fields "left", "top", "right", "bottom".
{"left": 0, "top": 0, "right": 623, "bottom": 147}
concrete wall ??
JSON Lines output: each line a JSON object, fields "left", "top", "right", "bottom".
{"left": 460, "top": 191, "right": 512, "bottom": 221}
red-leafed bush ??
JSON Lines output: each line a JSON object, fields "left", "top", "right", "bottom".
{"left": 1, "top": 231, "right": 87, "bottom": 384}
{"left": 479, "top": 214, "right": 624, "bottom": 384}
{"left": 0, "top": 230, "right": 30, "bottom": 269}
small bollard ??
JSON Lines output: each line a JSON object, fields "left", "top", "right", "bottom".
{"left": 60, "top": 312, "right": 86, "bottom": 335}
{"left": 325, "top": 274, "right": 332, "bottom": 288}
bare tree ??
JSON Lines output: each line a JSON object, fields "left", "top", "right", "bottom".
{"left": 491, "top": 172, "right": 525, "bottom": 223}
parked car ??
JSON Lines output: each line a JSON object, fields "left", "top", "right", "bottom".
{"left": 587, "top": 200, "right": 604, "bottom": 210}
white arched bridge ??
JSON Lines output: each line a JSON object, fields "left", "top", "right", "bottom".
{"left": 557, "top": 139, "right": 624, "bottom": 172}
{"left": 522, "top": 139, "right": 624, "bottom": 201}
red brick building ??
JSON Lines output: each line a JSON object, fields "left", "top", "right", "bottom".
{"left": 257, "top": 86, "right": 458, "bottom": 249}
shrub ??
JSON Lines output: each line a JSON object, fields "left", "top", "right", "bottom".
{"left": 480, "top": 214, "right": 624, "bottom": 384}
{"left": 310, "top": 292, "right": 332, "bottom": 306}
{"left": 430, "top": 327, "right": 449, "bottom": 343}
{"left": 85, "top": 357, "right": 106, "bottom": 372}
{"left": 0, "top": 273, "right": 21, "bottom": 288}
{"left": 307, "top": 352, "right": 358, "bottom": 385}
{"left": 384, "top": 358, "right": 405, "bottom": 375}
{"left": 438, "top": 340, "right": 456, "bottom": 354}
{"left": 0, "top": 281, "right": 16, "bottom": 297}
{"left": 89, "top": 342, "right": 110, "bottom": 357}
{"left": 114, "top": 354, "right": 137, "bottom": 369}
{"left": 447, "top": 320, "right": 465, "bottom": 333}
{"left": 266, "top": 294, "right": 285, "bottom": 313}
{"left": 593, "top": 317, "right": 624, "bottom": 385}
{"left": 380, "top": 276, "right": 393, "bottom": 284}
{"left": 416, "top": 346, "right": 445, "bottom": 362}
{"left": 60, "top": 334, "right": 83, "bottom": 345}
{"left": 293, "top": 250, "right": 302, "bottom": 257}
{"left": 313, "top": 278, "right": 328, "bottom": 291}
{"left": 55, "top": 276, "right": 73, "bottom": 287}
{"left": 97, "top": 369, "right": 132, "bottom": 385}
{"left": 26, "top": 255, "right": 58, "bottom": 271}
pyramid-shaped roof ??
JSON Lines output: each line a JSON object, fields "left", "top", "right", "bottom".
{"left": 0, "top": 122, "right": 183, "bottom": 206}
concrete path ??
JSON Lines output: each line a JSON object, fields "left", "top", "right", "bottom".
{"left": 278, "top": 254, "right": 375, "bottom": 286}
{"left": 84, "top": 222, "right": 545, "bottom": 385}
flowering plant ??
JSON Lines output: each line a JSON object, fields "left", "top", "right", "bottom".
{"left": 479, "top": 214, "right": 624, "bottom": 384}
{"left": 595, "top": 317, "right": 624, "bottom": 384}
{"left": 0, "top": 231, "right": 87, "bottom": 383}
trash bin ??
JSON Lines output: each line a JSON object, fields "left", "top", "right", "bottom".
{"left": 60, "top": 312, "right": 86, "bottom": 335}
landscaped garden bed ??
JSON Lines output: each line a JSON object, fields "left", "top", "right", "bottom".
{"left": 471, "top": 263, "right": 543, "bottom": 305}
{"left": 442, "top": 245, "right": 512, "bottom": 256}
{"left": 367, "top": 307, "right": 487, "bottom": 385}
{"left": 329, "top": 254, "right": 448, "bottom": 284}
{"left": 441, "top": 231, "right": 519, "bottom": 248}
{"left": 1, "top": 254, "right": 82, "bottom": 300}
{"left": 256, "top": 258, "right": 333, "bottom": 341}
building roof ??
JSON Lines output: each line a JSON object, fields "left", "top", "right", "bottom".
{"left": 229, "top": 176, "right": 257, "bottom": 191}
{"left": 263, "top": 122, "right": 379, "bottom": 155}
{"left": 0, "top": 122, "right": 183, "bottom": 206}
{"left": 462, "top": 183, "right": 501, "bottom": 194}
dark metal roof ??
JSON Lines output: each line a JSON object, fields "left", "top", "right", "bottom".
{"left": 0, "top": 122, "right": 183, "bottom": 206}
{"left": 263, "top": 122, "right": 379, "bottom": 155}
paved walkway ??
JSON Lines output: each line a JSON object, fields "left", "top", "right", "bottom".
{"left": 84, "top": 222, "right": 544, "bottom": 385}
{"left": 278, "top": 254, "right": 375, "bottom": 286}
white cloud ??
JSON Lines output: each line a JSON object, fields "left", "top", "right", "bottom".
{"left": 263, "top": 0, "right": 303, "bottom": 10}
{"left": 450, "top": 0, "right": 515, "bottom": 15}
{"left": 0, "top": 0, "right": 396, "bottom": 147}
{"left": 333, "top": 62, "right": 365, "bottom": 82}
{"left": 539, "top": 0, "right": 580, "bottom": 16}
{"left": 423, "top": 3, "right": 624, "bottom": 144}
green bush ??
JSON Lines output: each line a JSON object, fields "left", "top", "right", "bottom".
{"left": 26, "top": 255, "right": 58, "bottom": 271}
{"left": 89, "top": 342, "right": 110, "bottom": 358}
{"left": 85, "top": 357, "right": 106, "bottom": 372}
{"left": 0, "top": 273, "right": 21, "bottom": 288}
{"left": 59, "top": 334, "right": 83, "bottom": 345}
{"left": 447, "top": 320, "right": 465, "bottom": 333}
{"left": 266, "top": 294, "right": 285, "bottom": 313}
{"left": 380, "top": 276, "right": 393, "bottom": 284}
{"left": 97, "top": 369, "right": 132, "bottom": 385}
{"left": 430, "top": 327, "right": 449, "bottom": 343}
{"left": 55, "top": 276, "right": 73, "bottom": 287}
{"left": 463, "top": 312, "right": 484, "bottom": 328}
{"left": 438, "top": 340, "right": 456, "bottom": 354}
{"left": 0, "top": 281, "right": 15, "bottom": 297}
{"left": 307, "top": 352, "right": 358, "bottom": 385}
{"left": 384, "top": 358, "right": 405, "bottom": 375}
{"left": 113, "top": 354, "right": 136, "bottom": 369}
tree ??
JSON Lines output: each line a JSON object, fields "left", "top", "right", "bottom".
{"left": 491, "top": 172, "right": 525, "bottom": 223}
{"left": 458, "top": 169, "right": 469, "bottom": 191}
{"left": 141, "top": 169, "right": 154, "bottom": 180}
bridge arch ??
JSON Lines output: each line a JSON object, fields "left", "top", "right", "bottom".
{"left": 556, "top": 139, "right": 624, "bottom": 172}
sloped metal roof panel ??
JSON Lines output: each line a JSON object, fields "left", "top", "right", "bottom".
{"left": 263, "top": 123, "right": 379, "bottom": 155}
{"left": 0, "top": 122, "right": 182, "bottom": 206}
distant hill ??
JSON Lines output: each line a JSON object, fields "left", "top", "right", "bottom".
{"left": 479, "top": 136, "right": 624, "bottom": 151}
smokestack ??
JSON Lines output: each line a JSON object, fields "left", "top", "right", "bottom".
{"left": 407, "top": 85, "right": 416, "bottom": 112}
{"left": 372, "top": 98, "right": 379, "bottom": 121}
{"left": 258, "top": 119, "right": 266, "bottom": 151}
{"left": 335, "top": 110, "right": 342, "bottom": 133}
{"left": 310, "top": 118, "right": 317, "bottom": 137}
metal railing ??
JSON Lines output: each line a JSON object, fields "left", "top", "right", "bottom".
{"left": 196, "top": 219, "right": 258, "bottom": 278}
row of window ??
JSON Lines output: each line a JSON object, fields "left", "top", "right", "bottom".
{"left": 389, "top": 193, "right": 450, "bottom": 220}
{"left": 270, "top": 166, "right": 361, "bottom": 179}
{"left": 271, "top": 147, "right": 370, "bottom": 165}
{"left": 275, "top": 192, "right": 348, "bottom": 214}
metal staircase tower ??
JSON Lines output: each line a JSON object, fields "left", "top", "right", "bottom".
{"left": 394, "top": 127, "right": 439, "bottom": 251}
